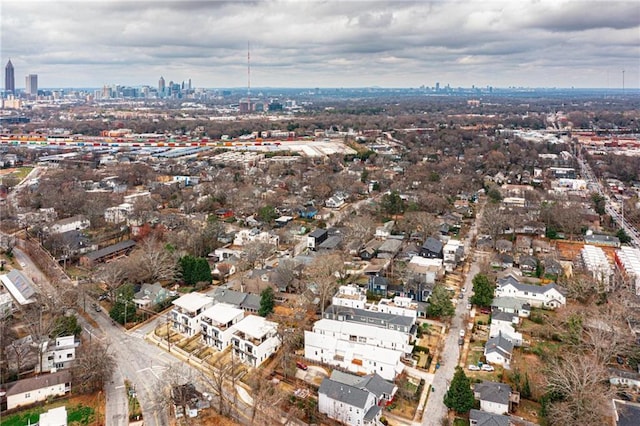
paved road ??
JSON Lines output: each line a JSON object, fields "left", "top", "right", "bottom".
{"left": 577, "top": 153, "right": 640, "bottom": 247}
{"left": 421, "top": 203, "right": 483, "bottom": 425}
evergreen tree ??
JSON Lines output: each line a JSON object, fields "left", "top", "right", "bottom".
{"left": 179, "top": 255, "right": 212, "bottom": 286}
{"left": 426, "top": 285, "right": 455, "bottom": 318}
{"left": 259, "top": 287, "right": 275, "bottom": 317}
{"left": 522, "top": 373, "right": 532, "bottom": 399}
{"left": 470, "top": 273, "right": 495, "bottom": 307}
{"left": 444, "top": 367, "right": 475, "bottom": 414}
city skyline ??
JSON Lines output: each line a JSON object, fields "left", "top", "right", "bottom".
{"left": 1, "top": 1, "right": 639, "bottom": 90}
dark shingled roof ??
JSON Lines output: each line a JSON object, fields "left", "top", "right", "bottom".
{"left": 84, "top": 240, "right": 136, "bottom": 261}
{"left": 7, "top": 370, "right": 71, "bottom": 396}
{"left": 319, "top": 378, "right": 369, "bottom": 409}
{"left": 474, "top": 381, "right": 512, "bottom": 405}
{"left": 469, "top": 409, "right": 511, "bottom": 426}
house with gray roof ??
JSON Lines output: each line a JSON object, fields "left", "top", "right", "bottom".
{"left": 469, "top": 409, "right": 512, "bottom": 426}
{"left": 491, "top": 297, "right": 531, "bottom": 318}
{"left": 474, "top": 381, "right": 519, "bottom": 415}
{"left": 209, "top": 287, "right": 261, "bottom": 314}
{"left": 329, "top": 371, "right": 397, "bottom": 404}
{"left": 484, "top": 332, "right": 514, "bottom": 368}
{"left": 319, "top": 371, "right": 392, "bottom": 426}
{"left": 495, "top": 276, "right": 565, "bottom": 309}
{"left": 420, "top": 237, "right": 443, "bottom": 259}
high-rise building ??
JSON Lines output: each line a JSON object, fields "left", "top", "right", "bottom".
{"left": 4, "top": 60, "right": 15, "bottom": 94}
{"left": 25, "top": 74, "right": 38, "bottom": 95}
{"left": 158, "top": 76, "right": 165, "bottom": 96}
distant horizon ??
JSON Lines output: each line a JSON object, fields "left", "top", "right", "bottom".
{"left": 2, "top": 1, "right": 638, "bottom": 90}
{"left": 5, "top": 85, "right": 639, "bottom": 93}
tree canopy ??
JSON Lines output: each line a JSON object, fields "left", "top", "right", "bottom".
{"left": 427, "top": 284, "right": 455, "bottom": 318}
{"left": 259, "top": 287, "right": 275, "bottom": 317}
{"left": 444, "top": 367, "right": 475, "bottom": 414}
{"left": 179, "top": 255, "right": 212, "bottom": 286}
{"left": 470, "top": 273, "right": 495, "bottom": 307}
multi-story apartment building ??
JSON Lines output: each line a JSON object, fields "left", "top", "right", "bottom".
{"left": 230, "top": 315, "right": 280, "bottom": 367}
{"left": 304, "top": 318, "right": 411, "bottom": 381}
{"left": 171, "top": 293, "right": 214, "bottom": 337}
{"left": 200, "top": 303, "right": 245, "bottom": 350}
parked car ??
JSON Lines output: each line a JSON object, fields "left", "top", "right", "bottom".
{"left": 92, "top": 303, "right": 101, "bottom": 312}
{"left": 296, "top": 361, "right": 308, "bottom": 371}
{"left": 459, "top": 329, "right": 465, "bottom": 337}
{"left": 458, "top": 292, "right": 464, "bottom": 299}
{"left": 468, "top": 365, "right": 480, "bottom": 371}
{"left": 458, "top": 337, "right": 464, "bottom": 346}
{"left": 481, "top": 364, "right": 495, "bottom": 372}
{"left": 480, "top": 307, "right": 491, "bottom": 314}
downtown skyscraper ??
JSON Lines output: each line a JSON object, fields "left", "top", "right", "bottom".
{"left": 5, "top": 60, "right": 15, "bottom": 94}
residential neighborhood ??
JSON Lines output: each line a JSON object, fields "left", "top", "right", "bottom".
{"left": 1, "top": 89, "right": 640, "bottom": 426}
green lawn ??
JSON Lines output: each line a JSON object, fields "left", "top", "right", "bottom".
{"left": 1, "top": 403, "right": 95, "bottom": 426}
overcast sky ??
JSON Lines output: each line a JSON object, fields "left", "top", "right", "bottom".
{"left": 1, "top": 0, "right": 639, "bottom": 89}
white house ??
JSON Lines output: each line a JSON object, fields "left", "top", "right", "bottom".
{"left": 6, "top": 370, "right": 71, "bottom": 410}
{"left": 37, "top": 335, "right": 78, "bottom": 373}
{"left": 473, "top": 381, "right": 517, "bottom": 415}
{"left": 494, "top": 275, "right": 566, "bottom": 309}
{"left": 39, "top": 406, "right": 68, "bottom": 426}
{"left": 332, "top": 285, "right": 367, "bottom": 309}
{"left": 230, "top": 315, "right": 280, "bottom": 367}
{"left": 318, "top": 371, "right": 396, "bottom": 426}
{"left": 233, "top": 228, "right": 279, "bottom": 247}
{"left": 46, "top": 215, "right": 90, "bottom": 234}
{"left": 443, "top": 239, "right": 465, "bottom": 271}
{"left": 104, "top": 203, "right": 134, "bottom": 224}
{"left": 375, "top": 221, "right": 394, "bottom": 239}
{"left": 304, "top": 319, "right": 408, "bottom": 381}
{"left": 489, "top": 311, "right": 523, "bottom": 347}
{"left": 491, "top": 297, "right": 531, "bottom": 318}
{"left": 171, "top": 293, "right": 214, "bottom": 337}
{"left": 407, "top": 256, "right": 444, "bottom": 285}
{"left": 484, "top": 332, "right": 514, "bottom": 368}
{"left": 372, "top": 296, "right": 419, "bottom": 319}
{"left": 200, "top": 303, "right": 245, "bottom": 351}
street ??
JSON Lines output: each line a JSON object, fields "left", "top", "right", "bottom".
{"left": 421, "top": 202, "right": 483, "bottom": 425}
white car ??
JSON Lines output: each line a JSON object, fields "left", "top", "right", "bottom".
{"left": 468, "top": 365, "right": 480, "bottom": 371}
{"left": 481, "top": 364, "right": 495, "bottom": 372}
{"left": 459, "top": 329, "right": 465, "bottom": 337}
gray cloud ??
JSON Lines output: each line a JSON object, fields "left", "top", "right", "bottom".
{"left": 1, "top": 0, "right": 638, "bottom": 88}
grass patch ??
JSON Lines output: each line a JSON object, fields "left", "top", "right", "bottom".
{"left": 453, "top": 418, "right": 469, "bottom": 426}
{"left": 1, "top": 403, "right": 95, "bottom": 426}
{"left": 10, "top": 167, "right": 34, "bottom": 180}
{"left": 68, "top": 404, "right": 95, "bottom": 424}
{"left": 1, "top": 410, "right": 41, "bottom": 426}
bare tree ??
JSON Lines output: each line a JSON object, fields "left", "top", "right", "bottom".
{"left": 306, "top": 252, "right": 344, "bottom": 315}
{"left": 544, "top": 353, "right": 614, "bottom": 426}
{"left": 71, "top": 341, "right": 116, "bottom": 394}
{"left": 96, "top": 260, "right": 127, "bottom": 300}
{"left": 242, "top": 241, "right": 276, "bottom": 270}
{"left": 126, "top": 235, "right": 177, "bottom": 283}
{"left": 480, "top": 203, "right": 510, "bottom": 247}
{"left": 274, "top": 258, "right": 298, "bottom": 293}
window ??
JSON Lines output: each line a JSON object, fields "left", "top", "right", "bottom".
{"left": 25, "top": 393, "right": 30, "bottom": 398}
{"left": 67, "top": 353, "right": 73, "bottom": 359}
